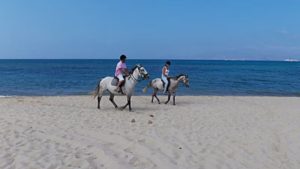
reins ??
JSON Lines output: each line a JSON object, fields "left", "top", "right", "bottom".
{"left": 128, "top": 66, "right": 142, "bottom": 82}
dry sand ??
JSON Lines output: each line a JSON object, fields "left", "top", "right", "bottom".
{"left": 0, "top": 95, "right": 299, "bottom": 169}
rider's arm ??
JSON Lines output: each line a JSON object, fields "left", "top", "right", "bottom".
{"left": 162, "top": 66, "right": 168, "bottom": 78}
{"left": 123, "top": 68, "right": 129, "bottom": 75}
{"left": 122, "top": 63, "right": 129, "bottom": 76}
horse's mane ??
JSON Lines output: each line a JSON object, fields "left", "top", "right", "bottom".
{"left": 169, "top": 74, "right": 187, "bottom": 80}
{"left": 176, "top": 74, "right": 186, "bottom": 79}
{"left": 130, "top": 64, "right": 141, "bottom": 74}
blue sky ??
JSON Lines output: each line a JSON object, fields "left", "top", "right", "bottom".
{"left": 0, "top": 0, "right": 299, "bottom": 60}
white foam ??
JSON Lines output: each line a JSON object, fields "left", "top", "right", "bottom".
{"left": 0, "top": 95, "right": 11, "bottom": 98}
{"left": 284, "top": 59, "right": 299, "bottom": 62}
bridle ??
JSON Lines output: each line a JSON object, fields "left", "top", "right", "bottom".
{"left": 178, "top": 75, "right": 189, "bottom": 87}
{"left": 129, "top": 72, "right": 140, "bottom": 82}
{"left": 128, "top": 65, "right": 144, "bottom": 82}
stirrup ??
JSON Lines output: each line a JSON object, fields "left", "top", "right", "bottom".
{"left": 117, "top": 89, "right": 125, "bottom": 95}
{"left": 116, "top": 88, "right": 125, "bottom": 95}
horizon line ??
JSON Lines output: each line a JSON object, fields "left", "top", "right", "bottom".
{"left": 0, "top": 58, "right": 297, "bottom": 62}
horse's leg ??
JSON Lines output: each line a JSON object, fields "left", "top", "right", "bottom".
{"left": 97, "top": 85, "right": 104, "bottom": 109}
{"left": 119, "top": 94, "right": 129, "bottom": 111}
{"left": 155, "top": 95, "right": 160, "bottom": 104}
{"left": 120, "top": 95, "right": 132, "bottom": 111}
{"left": 154, "top": 88, "right": 160, "bottom": 104}
{"left": 165, "top": 92, "right": 171, "bottom": 104}
{"left": 172, "top": 92, "right": 176, "bottom": 105}
{"left": 97, "top": 96, "right": 102, "bottom": 109}
{"left": 127, "top": 95, "right": 132, "bottom": 111}
{"left": 151, "top": 93, "right": 154, "bottom": 103}
{"left": 152, "top": 88, "right": 160, "bottom": 104}
{"left": 109, "top": 93, "right": 118, "bottom": 108}
{"left": 120, "top": 100, "right": 129, "bottom": 110}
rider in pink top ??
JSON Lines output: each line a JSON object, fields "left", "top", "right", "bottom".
{"left": 115, "top": 60, "right": 127, "bottom": 77}
{"left": 115, "top": 55, "right": 129, "bottom": 93}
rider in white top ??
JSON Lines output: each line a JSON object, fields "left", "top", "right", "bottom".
{"left": 162, "top": 61, "right": 171, "bottom": 94}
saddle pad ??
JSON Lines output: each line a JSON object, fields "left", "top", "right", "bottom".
{"left": 111, "top": 78, "right": 118, "bottom": 86}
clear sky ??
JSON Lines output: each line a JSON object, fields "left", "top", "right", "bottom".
{"left": 0, "top": 0, "right": 299, "bottom": 60}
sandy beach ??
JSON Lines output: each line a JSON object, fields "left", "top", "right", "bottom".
{"left": 0, "top": 95, "right": 299, "bottom": 169}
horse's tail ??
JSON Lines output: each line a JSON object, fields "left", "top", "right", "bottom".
{"left": 93, "top": 80, "right": 101, "bottom": 98}
{"left": 142, "top": 81, "right": 152, "bottom": 93}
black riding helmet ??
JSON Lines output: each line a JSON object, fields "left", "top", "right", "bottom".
{"left": 120, "top": 54, "right": 127, "bottom": 60}
{"left": 166, "top": 60, "right": 171, "bottom": 65}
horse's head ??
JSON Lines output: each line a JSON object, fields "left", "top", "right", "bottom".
{"left": 183, "top": 75, "right": 189, "bottom": 88}
{"left": 177, "top": 74, "right": 189, "bottom": 88}
{"left": 131, "top": 64, "right": 149, "bottom": 80}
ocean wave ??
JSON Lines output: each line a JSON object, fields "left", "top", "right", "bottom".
{"left": 0, "top": 95, "right": 11, "bottom": 98}
{"left": 284, "top": 59, "right": 299, "bottom": 62}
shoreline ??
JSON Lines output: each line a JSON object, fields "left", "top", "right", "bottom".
{"left": 1, "top": 94, "right": 300, "bottom": 97}
{"left": 1, "top": 96, "right": 300, "bottom": 169}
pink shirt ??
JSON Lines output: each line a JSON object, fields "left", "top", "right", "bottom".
{"left": 115, "top": 61, "right": 127, "bottom": 76}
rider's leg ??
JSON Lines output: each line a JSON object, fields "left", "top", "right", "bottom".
{"left": 119, "top": 80, "right": 125, "bottom": 94}
{"left": 115, "top": 74, "right": 124, "bottom": 92}
{"left": 166, "top": 78, "right": 170, "bottom": 92}
{"left": 115, "top": 80, "right": 124, "bottom": 92}
{"left": 162, "top": 77, "right": 168, "bottom": 94}
{"left": 118, "top": 80, "right": 124, "bottom": 89}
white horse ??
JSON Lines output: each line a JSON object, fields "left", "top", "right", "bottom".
{"left": 94, "top": 64, "right": 149, "bottom": 111}
{"left": 143, "top": 74, "right": 189, "bottom": 105}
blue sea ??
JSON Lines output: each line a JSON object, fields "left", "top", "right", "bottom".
{"left": 0, "top": 59, "right": 299, "bottom": 96}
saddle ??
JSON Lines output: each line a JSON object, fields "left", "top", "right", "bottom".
{"left": 111, "top": 76, "right": 126, "bottom": 86}
{"left": 161, "top": 78, "right": 170, "bottom": 91}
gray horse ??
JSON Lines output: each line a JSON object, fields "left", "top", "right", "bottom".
{"left": 143, "top": 74, "right": 189, "bottom": 105}
{"left": 94, "top": 64, "right": 149, "bottom": 111}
